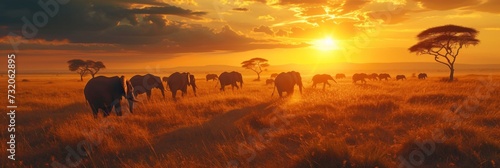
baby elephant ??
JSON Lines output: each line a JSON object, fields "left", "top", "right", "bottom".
{"left": 396, "top": 75, "right": 407, "bottom": 81}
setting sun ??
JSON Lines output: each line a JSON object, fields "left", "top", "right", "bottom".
{"left": 312, "top": 37, "right": 339, "bottom": 51}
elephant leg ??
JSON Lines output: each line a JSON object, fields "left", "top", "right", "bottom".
{"left": 278, "top": 91, "right": 283, "bottom": 97}
{"left": 103, "top": 106, "right": 111, "bottom": 117}
{"left": 171, "top": 91, "right": 177, "bottom": 100}
{"left": 90, "top": 105, "right": 99, "bottom": 119}
{"left": 146, "top": 91, "right": 152, "bottom": 100}
{"left": 312, "top": 82, "right": 316, "bottom": 88}
{"left": 323, "top": 82, "right": 326, "bottom": 91}
{"left": 114, "top": 103, "right": 123, "bottom": 116}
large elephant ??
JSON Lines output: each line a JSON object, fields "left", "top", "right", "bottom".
{"left": 312, "top": 74, "right": 336, "bottom": 90}
{"left": 130, "top": 74, "right": 165, "bottom": 100}
{"left": 418, "top": 73, "right": 427, "bottom": 79}
{"left": 352, "top": 73, "right": 368, "bottom": 84}
{"left": 84, "top": 76, "right": 137, "bottom": 118}
{"left": 206, "top": 74, "right": 218, "bottom": 81}
{"left": 273, "top": 71, "right": 303, "bottom": 97}
{"left": 378, "top": 73, "right": 391, "bottom": 81}
{"left": 167, "top": 72, "right": 196, "bottom": 100}
{"left": 218, "top": 71, "right": 243, "bottom": 91}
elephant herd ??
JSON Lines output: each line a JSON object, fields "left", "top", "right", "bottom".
{"left": 84, "top": 71, "right": 428, "bottom": 118}
{"left": 84, "top": 71, "right": 247, "bottom": 118}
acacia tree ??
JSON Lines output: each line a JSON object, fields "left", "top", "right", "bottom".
{"left": 409, "top": 25, "right": 479, "bottom": 82}
{"left": 241, "top": 57, "right": 269, "bottom": 81}
{"left": 67, "top": 59, "right": 106, "bottom": 81}
{"left": 68, "top": 59, "right": 89, "bottom": 81}
{"left": 86, "top": 60, "right": 106, "bottom": 78}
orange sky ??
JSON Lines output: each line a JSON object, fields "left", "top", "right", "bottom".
{"left": 1, "top": 0, "right": 499, "bottom": 71}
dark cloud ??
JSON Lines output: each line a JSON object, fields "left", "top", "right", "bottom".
{"left": 232, "top": 8, "right": 249, "bottom": 12}
{"left": 413, "top": 0, "right": 481, "bottom": 10}
{"left": 0, "top": 0, "right": 306, "bottom": 53}
{"left": 253, "top": 25, "right": 274, "bottom": 36}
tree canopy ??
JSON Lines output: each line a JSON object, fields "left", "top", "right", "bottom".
{"left": 409, "top": 24, "right": 479, "bottom": 81}
{"left": 67, "top": 59, "right": 106, "bottom": 81}
{"left": 241, "top": 57, "right": 269, "bottom": 81}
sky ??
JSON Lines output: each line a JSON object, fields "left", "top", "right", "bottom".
{"left": 1, "top": 0, "right": 499, "bottom": 71}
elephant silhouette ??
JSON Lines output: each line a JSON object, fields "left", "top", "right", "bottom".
{"left": 167, "top": 72, "right": 196, "bottom": 100}
{"left": 396, "top": 75, "right": 407, "bottom": 81}
{"left": 218, "top": 71, "right": 243, "bottom": 91}
{"left": 206, "top": 74, "right": 218, "bottom": 81}
{"left": 418, "top": 73, "right": 427, "bottom": 79}
{"left": 335, "top": 73, "right": 346, "bottom": 79}
{"left": 272, "top": 71, "right": 303, "bottom": 97}
{"left": 352, "top": 73, "right": 368, "bottom": 84}
{"left": 312, "top": 74, "right": 336, "bottom": 90}
{"left": 378, "top": 73, "right": 391, "bottom": 81}
{"left": 84, "top": 76, "right": 137, "bottom": 118}
{"left": 130, "top": 74, "right": 165, "bottom": 100}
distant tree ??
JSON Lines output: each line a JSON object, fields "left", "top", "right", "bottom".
{"left": 67, "top": 59, "right": 89, "bottom": 81}
{"left": 409, "top": 25, "right": 479, "bottom": 82}
{"left": 67, "top": 59, "right": 106, "bottom": 81}
{"left": 241, "top": 57, "right": 269, "bottom": 81}
{"left": 86, "top": 60, "right": 106, "bottom": 78}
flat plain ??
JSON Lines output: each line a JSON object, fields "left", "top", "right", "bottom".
{"left": 1, "top": 73, "right": 499, "bottom": 168}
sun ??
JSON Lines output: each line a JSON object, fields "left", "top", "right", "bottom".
{"left": 311, "top": 37, "right": 339, "bottom": 51}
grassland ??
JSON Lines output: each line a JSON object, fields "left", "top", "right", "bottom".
{"left": 1, "top": 73, "right": 499, "bottom": 167}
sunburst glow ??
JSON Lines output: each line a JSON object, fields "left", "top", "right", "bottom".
{"left": 312, "top": 37, "right": 339, "bottom": 51}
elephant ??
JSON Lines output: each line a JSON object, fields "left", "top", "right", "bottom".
{"left": 167, "top": 72, "right": 196, "bottom": 100}
{"left": 206, "top": 74, "right": 218, "bottom": 81}
{"left": 312, "top": 74, "right": 336, "bottom": 90}
{"left": 335, "top": 73, "right": 346, "bottom": 79}
{"left": 266, "top": 79, "right": 274, "bottom": 85}
{"left": 130, "top": 74, "right": 165, "bottom": 100}
{"left": 378, "top": 73, "right": 391, "bottom": 81}
{"left": 218, "top": 71, "right": 243, "bottom": 91}
{"left": 272, "top": 71, "right": 303, "bottom": 97}
{"left": 418, "top": 73, "right": 427, "bottom": 79}
{"left": 84, "top": 76, "right": 137, "bottom": 118}
{"left": 352, "top": 73, "right": 368, "bottom": 84}
{"left": 367, "top": 73, "right": 379, "bottom": 81}
{"left": 396, "top": 75, "right": 407, "bottom": 81}
{"left": 270, "top": 73, "right": 279, "bottom": 79}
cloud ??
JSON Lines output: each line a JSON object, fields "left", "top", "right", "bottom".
{"left": 467, "top": 0, "right": 500, "bottom": 13}
{"left": 0, "top": 0, "right": 306, "bottom": 54}
{"left": 258, "top": 15, "right": 276, "bottom": 21}
{"left": 232, "top": 7, "right": 249, "bottom": 12}
{"left": 413, "top": 0, "right": 481, "bottom": 10}
{"left": 275, "top": 29, "right": 289, "bottom": 36}
{"left": 253, "top": 25, "right": 274, "bottom": 36}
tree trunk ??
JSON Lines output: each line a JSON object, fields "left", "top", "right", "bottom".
{"left": 91, "top": 73, "right": 95, "bottom": 78}
{"left": 449, "top": 67, "right": 454, "bottom": 82}
{"left": 256, "top": 72, "right": 261, "bottom": 81}
{"left": 80, "top": 74, "right": 83, "bottom": 81}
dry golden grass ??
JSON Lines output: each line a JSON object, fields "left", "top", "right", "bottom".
{"left": 0, "top": 74, "right": 499, "bottom": 167}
